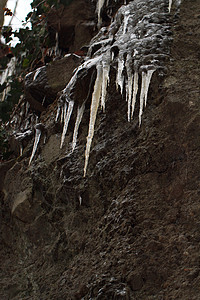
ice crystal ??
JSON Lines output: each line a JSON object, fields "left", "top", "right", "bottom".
{"left": 60, "top": 100, "right": 74, "bottom": 148}
{"left": 29, "top": 125, "right": 41, "bottom": 165}
{"left": 72, "top": 102, "right": 85, "bottom": 152}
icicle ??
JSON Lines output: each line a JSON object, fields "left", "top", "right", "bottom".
{"left": 139, "top": 72, "right": 146, "bottom": 126}
{"left": 25, "top": 102, "right": 30, "bottom": 117}
{"left": 79, "top": 195, "right": 82, "bottom": 205}
{"left": 144, "top": 69, "right": 155, "bottom": 107}
{"left": 42, "top": 96, "right": 46, "bottom": 106}
{"left": 0, "top": 57, "right": 16, "bottom": 85}
{"left": 60, "top": 105, "right": 64, "bottom": 124}
{"left": 101, "top": 55, "right": 110, "bottom": 112}
{"left": 96, "top": 0, "right": 106, "bottom": 28}
{"left": 84, "top": 63, "right": 103, "bottom": 177}
{"left": 138, "top": 69, "right": 155, "bottom": 126}
{"left": 72, "top": 102, "right": 85, "bottom": 152}
{"left": 55, "top": 32, "right": 59, "bottom": 56}
{"left": 20, "top": 144, "right": 23, "bottom": 156}
{"left": 55, "top": 105, "right": 61, "bottom": 122}
{"left": 43, "top": 133, "right": 47, "bottom": 144}
{"left": 29, "top": 126, "right": 41, "bottom": 165}
{"left": 60, "top": 100, "right": 74, "bottom": 148}
{"left": 168, "top": 0, "right": 172, "bottom": 12}
{"left": 33, "top": 68, "right": 41, "bottom": 81}
{"left": 116, "top": 53, "right": 125, "bottom": 94}
{"left": 123, "top": 13, "right": 130, "bottom": 34}
{"left": 125, "top": 53, "right": 133, "bottom": 122}
{"left": 131, "top": 71, "right": 139, "bottom": 119}
{"left": 1, "top": 57, "right": 16, "bottom": 102}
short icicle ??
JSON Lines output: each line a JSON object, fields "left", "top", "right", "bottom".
{"left": 72, "top": 102, "right": 85, "bottom": 152}
{"left": 60, "top": 100, "right": 74, "bottom": 148}
{"left": 116, "top": 52, "right": 125, "bottom": 94}
{"left": 84, "top": 63, "right": 103, "bottom": 177}
{"left": 101, "top": 54, "right": 110, "bottom": 112}
{"left": 96, "top": 0, "right": 106, "bottom": 28}
{"left": 131, "top": 71, "right": 139, "bottom": 119}
{"left": 168, "top": 0, "right": 172, "bottom": 12}
{"left": 29, "top": 125, "right": 42, "bottom": 165}
{"left": 123, "top": 12, "right": 130, "bottom": 34}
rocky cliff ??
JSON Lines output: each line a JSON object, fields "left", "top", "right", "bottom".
{"left": 1, "top": 0, "right": 200, "bottom": 299}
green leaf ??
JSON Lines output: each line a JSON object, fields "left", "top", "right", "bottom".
{"left": 22, "top": 58, "right": 30, "bottom": 68}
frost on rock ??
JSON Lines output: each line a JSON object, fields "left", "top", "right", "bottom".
{"left": 56, "top": 0, "right": 173, "bottom": 175}
{"left": 29, "top": 125, "right": 42, "bottom": 165}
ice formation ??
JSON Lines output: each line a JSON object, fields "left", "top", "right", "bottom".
{"left": 55, "top": 0, "right": 173, "bottom": 175}
{"left": 33, "top": 68, "right": 42, "bottom": 81}
{"left": 0, "top": 57, "right": 16, "bottom": 101}
{"left": 101, "top": 54, "right": 111, "bottom": 111}
{"left": 72, "top": 102, "right": 85, "bottom": 152}
{"left": 131, "top": 71, "right": 139, "bottom": 119}
{"left": 60, "top": 100, "right": 74, "bottom": 148}
{"left": 168, "top": 0, "right": 173, "bottom": 12}
{"left": 96, "top": 0, "right": 106, "bottom": 28}
{"left": 84, "top": 63, "right": 103, "bottom": 177}
{"left": 29, "top": 125, "right": 42, "bottom": 165}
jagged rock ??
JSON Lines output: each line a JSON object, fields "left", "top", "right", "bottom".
{"left": 24, "top": 54, "right": 83, "bottom": 112}
{"left": 47, "top": 0, "right": 96, "bottom": 52}
{"left": 46, "top": 54, "right": 83, "bottom": 93}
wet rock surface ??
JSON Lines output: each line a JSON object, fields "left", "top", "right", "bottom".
{"left": 1, "top": 0, "right": 200, "bottom": 299}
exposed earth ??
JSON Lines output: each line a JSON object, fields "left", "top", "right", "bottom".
{"left": 1, "top": 0, "right": 200, "bottom": 299}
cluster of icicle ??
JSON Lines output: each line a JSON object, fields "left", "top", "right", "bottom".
{"left": 54, "top": 0, "right": 173, "bottom": 176}
{"left": 0, "top": 57, "right": 16, "bottom": 102}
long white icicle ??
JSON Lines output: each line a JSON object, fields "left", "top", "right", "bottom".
{"left": 126, "top": 54, "right": 133, "bottom": 122}
{"left": 29, "top": 127, "right": 41, "bottom": 165}
{"left": 131, "top": 71, "right": 139, "bottom": 119}
{"left": 139, "top": 72, "right": 147, "bottom": 126}
{"left": 84, "top": 64, "right": 103, "bottom": 177}
{"left": 60, "top": 100, "right": 74, "bottom": 148}
{"left": 72, "top": 102, "right": 85, "bottom": 152}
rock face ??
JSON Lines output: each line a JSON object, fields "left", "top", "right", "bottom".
{"left": 1, "top": 0, "right": 200, "bottom": 299}
{"left": 47, "top": 0, "right": 96, "bottom": 52}
{"left": 24, "top": 54, "right": 83, "bottom": 112}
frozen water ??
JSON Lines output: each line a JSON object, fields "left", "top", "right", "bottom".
{"left": 84, "top": 63, "right": 103, "bottom": 176}
{"left": 168, "top": 0, "right": 173, "bottom": 12}
{"left": 72, "top": 102, "right": 85, "bottom": 152}
{"left": 60, "top": 100, "right": 74, "bottom": 148}
{"left": 29, "top": 126, "right": 41, "bottom": 165}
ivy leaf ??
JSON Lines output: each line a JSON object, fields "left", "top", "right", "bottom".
{"left": 22, "top": 58, "right": 30, "bottom": 68}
